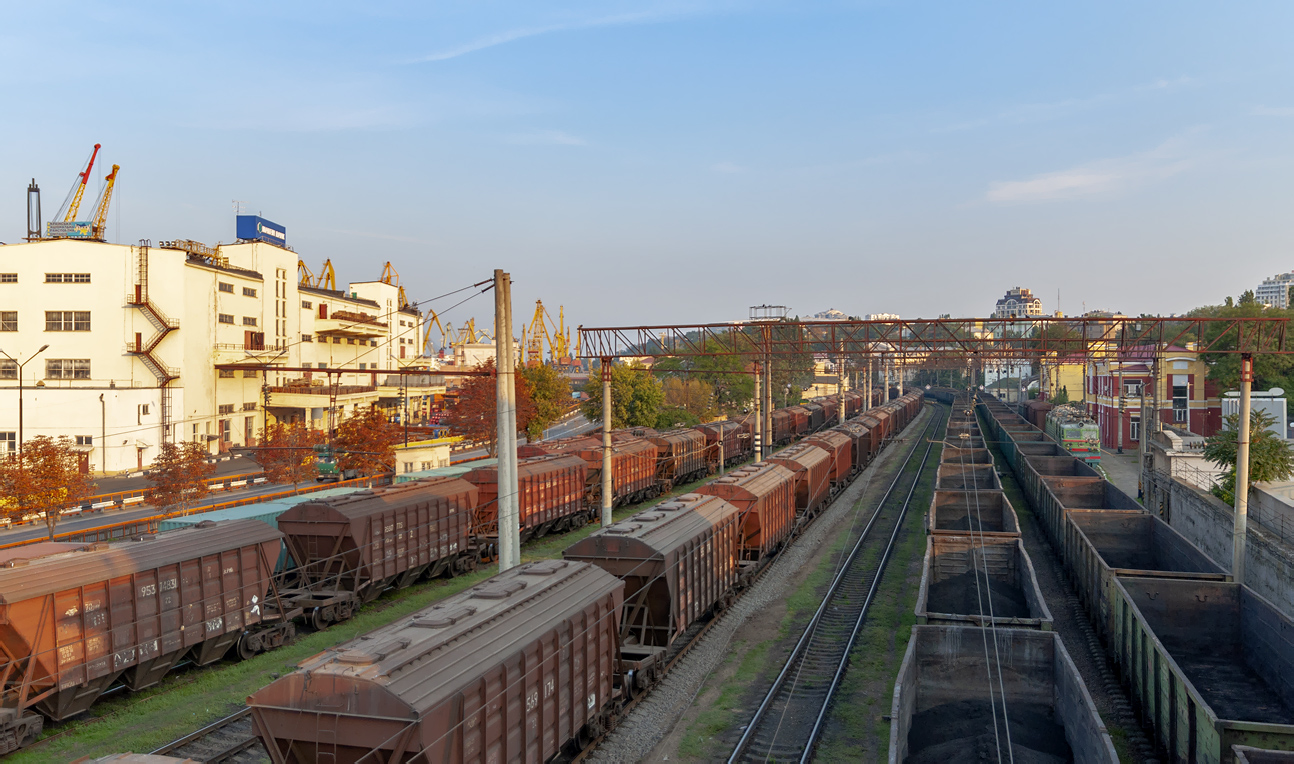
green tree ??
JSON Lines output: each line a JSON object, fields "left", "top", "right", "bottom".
{"left": 653, "top": 331, "right": 755, "bottom": 417}
{"left": 1204, "top": 409, "right": 1294, "bottom": 504}
{"left": 655, "top": 406, "right": 701, "bottom": 429}
{"left": 1053, "top": 386, "right": 1070, "bottom": 405}
{"left": 519, "top": 363, "right": 572, "bottom": 440}
{"left": 1188, "top": 299, "right": 1294, "bottom": 416}
{"left": 582, "top": 362, "right": 664, "bottom": 428}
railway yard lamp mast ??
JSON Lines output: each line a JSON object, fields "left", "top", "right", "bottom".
{"left": 0, "top": 344, "right": 50, "bottom": 456}
{"left": 601, "top": 356, "right": 613, "bottom": 527}
{"left": 1234, "top": 353, "right": 1255, "bottom": 585}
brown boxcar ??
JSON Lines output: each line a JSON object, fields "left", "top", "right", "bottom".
{"left": 642, "top": 428, "right": 709, "bottom": 488}
{"left": 525, "top": 435, "right": 657, "bottom": 506}
{"left": 833, "top": 421, "right": 874, "bottom": 472}
{"left": 249, "top": 560, "right": 624, "bottom": 764}
{"left": 695, "top": 420, "right": 748, "bottom": 468}
{"left": 463, "top": 454, "right": 589, "bottom": 542}
{"left": 769, "top": 409, "right": 796, "bottom": 445}
{"left": 801, "top": 401, "right": 826, "bottom": 432}
{"left": 563, "top": 493, "right": 739, "bottom": 678}
{"left": 803, "top": 430, "right": 853, "bottom": 486}
{"left": 695, "top": 462, "right": 797, "bottom": 560}
{"left": 0, "top": 519, "right": 283, "bottom": 749}
{"left": 767, "top": 443, "right": 833, "bottom": 515}
{"left": 816, "top": 396, "right": 840, "bottom": 427}
{"left": 785, "top": 406, "right": 811, "bottom": 437}
{"left": 277, "top": 478, "right": 478, "bottom": 626}
{"left": 864, "top": 409, "right": 891, "bottom": 445}
{"left": 844, "top": 391, "right": 864, "bottom": 417}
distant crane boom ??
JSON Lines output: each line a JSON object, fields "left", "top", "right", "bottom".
{"left": 56, "top": 144, "right": 101, "bottom": 223}
{"left": 90, "top": 164, "right": 119, "bottom": 240}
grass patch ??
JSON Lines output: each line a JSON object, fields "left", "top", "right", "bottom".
{"left": 676, "top": 640, "right": 771, "bottom": 760}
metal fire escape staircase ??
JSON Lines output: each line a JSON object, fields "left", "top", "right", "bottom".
{"left": 125, "top": 241, "right": 179, "bottom": 440}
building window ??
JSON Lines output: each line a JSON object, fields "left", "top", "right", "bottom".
{"left": 218, "top": 282, "right": 234, "bottom": 293}
{"left": 218, "top": 313, "right": 234, "bottom": 324}
{"left": 0, "top": 432, "right": 13, "bottom": 453}
{"left": 75, "top": 435, "right": 93, "bottom": 446}
{"left": 218, "top": 404, "right": 235, "bottom": 415}
{"left": 243, "top": 286, "right": 257, "bottom": 297}
{"left": 1130, "top": 416, "right": 1141, "bottom": 442}
{"left": 219, "top": 369, "right": 235, "bottom": 378}
{"left": 46, "top": 359, "right": 90, "bottom": 379}
{"left": 45, "top": 273, "right": 90, "bottom": 283}
{"left": 1172, "top": 376, "right": 1189, "bottom": 423}
{"left": 242, "top": 402, "right": 257, "bottom": 411}
{"left": 242, "top": 316, "right": 258, "bottom": 326}
{"left": 301, "top": 300, "right": 312, "bottom": 309}
{"left": 45, "top": 311, "right": 90, "bottom": 331}
{"left": 0, "top": 274, "right": 15, "bottom": 283}
{"left": 141, "top": 403, "right": 151, "bottom": 415}
{"left": 0, "top": 311, "right": 15, "bottom": 331}
{"left": 220, "top": 419, "right": 231, "bottom": 442}
{"left": 358, "top": 363, "right": 366, "bottom": 370}
{"left": 0, "top": 360, "right": 14, "bottom": 379}
{"left": 347, "top": 338, "right": 355, "bottom": 345}
{"left": 317, "top": 362, "right": 327, "bottom": 369}
{"left": 302, "top": 362, "right": 312, "bottom": 368}
{"left": 1124, "top": 381, "right": 1143, "bottom": 397}
{"left": 370, "top": 340, "right": 378, "bottom": 347}
{"left": 243, "top": 369, "right": 257, "bottom": 378}
{"left": 302, "top": 333, "right": 313, "bottom": 342}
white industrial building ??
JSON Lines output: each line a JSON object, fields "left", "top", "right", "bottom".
{"left": 0, "top": 223, "right": 440, "bottom": 473}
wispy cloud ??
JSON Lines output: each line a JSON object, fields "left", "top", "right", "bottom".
{"left": 935, "top": 76, "right": 1196, "bottom": 134}
{"left": 986, "top": 135, "right": 1197, "bottom": 204}
{"left": 1254, "top": 106, "right": 1294, "bottom": 117}
{"left": 409, "top": 9, "right": 691, "bottom": 64}
{"left": 505, "top": 130, "right": 587, "bottom": 146}
{"left": 710, "top": 161, "right": 746, "bottom": 174}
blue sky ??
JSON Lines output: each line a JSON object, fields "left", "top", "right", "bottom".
{"left": 3, "top": 1, "right": 1293, "bottom": 330}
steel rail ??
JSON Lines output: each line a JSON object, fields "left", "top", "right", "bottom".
{"left": 727, "top": 404, "right": 945, "bottom": 763}
{"left": 151, "top": 707, "right": 254, "bottom": 756}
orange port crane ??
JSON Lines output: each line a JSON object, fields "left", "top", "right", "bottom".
{"left": 55, "top": 143, "right": 101, "bottom": 223}
{"left": 522, "top": 301, "right": 579, "bottom": 366}
{"left": 90, "top": 164, "right": 119, "bottom": 240}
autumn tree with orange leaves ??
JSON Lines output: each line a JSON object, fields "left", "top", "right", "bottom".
{"left": 0, "top": 436, "right": 96, "bottom": 539}
{"left": 445, "top": 358, "right": 537, "bottom": 456}
{"left": 251, "top": 420, "right": 324, "bottom": 490}
{"left": 333, "top": 406, "right": 402, "bottom": 475}
{"left": 146, "top": 441, "right": 216, "bottom": 515}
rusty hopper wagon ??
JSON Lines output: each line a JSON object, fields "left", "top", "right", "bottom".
{"left": 249, "top": 560, "right": 624, "bottom": 764}
{"left": 520, "top": 435, "right": 658, "bottom": 506}
{"left": 694, "top": 462, "right": 797, "bottom": 561}
{"left": 564, "top": 493, "right": 740, "bottom": 692}
{"left": 0, "top": 519, "right": 285, "bottom": 754}
{"left": 767, "top": 443, "right": 833, "bottom": 516}
{"left": 642, "top": 428, "right": 709, "bottom": 488}
{"left": 803, "top": 430, "right": 854, "bottom": 487}
{"left": 462, "top": 454, "right": 589, "bottom": 541}
{"left": 695, "top": 420, "right": 749, "bottom": 469}
{"left": 276, "top": 477, "right": 479, "bottom": 629}
{"left": 831, "top": 421, "right": 874, "bottom": 473}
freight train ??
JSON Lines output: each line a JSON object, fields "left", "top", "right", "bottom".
{"left": 245, "top": 390, "right": 926, "bottom": 764}
{"left": 979, "top": 394, "right": 1294, "bottom": 762}
{"left": 0, "top": 390, "right": 920, "bottom": 756}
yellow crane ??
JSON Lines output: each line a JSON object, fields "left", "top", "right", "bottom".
{"left": 520, "top": 301, "right": 580, "bottom": 366}
{"left": 297, "top": 259, "right": 337, "bottom": 290}
{"left": 422, "top": 308, "right": 446, "bottom": 356}
{"left": 379, "top": 261, "right": 410, "bottom": 309}
{"left": 90, "top": 165, "right": 119, "bottom": 241}
{"left": 523, "top": 301, "right": 553, "bottom": 367}
{"left": 55, "top": 143, "right": 101, "bottom": 223}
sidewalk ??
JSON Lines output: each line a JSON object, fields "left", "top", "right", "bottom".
{"left": 1099, "top": 447, "right": 1143, "bottom": 502}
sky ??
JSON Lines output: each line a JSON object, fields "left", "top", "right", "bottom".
{"left": 3, "top": 1, "right": 1294, "bottom": 333}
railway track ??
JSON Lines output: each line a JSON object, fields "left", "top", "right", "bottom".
{"left": 727, "top": 404, "right": 946, "bottom": 763}
{"left": 151, "top": 707, "right": 266, "bottom": 764}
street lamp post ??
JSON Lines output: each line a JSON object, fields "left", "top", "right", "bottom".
{"left": 0, "top": 344, "right": 51, "bottom": 456}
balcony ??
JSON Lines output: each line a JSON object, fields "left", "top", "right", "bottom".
{"left": 213, "top": 343, "right": 285, "bottom": 365}
{"left": 263, "top": 380, "right": 379, "bottom": 409}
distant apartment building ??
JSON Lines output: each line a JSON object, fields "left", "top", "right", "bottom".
{"left": 1256, "top": 272, "right": 1294, "bottom": 309}
{"left": 865, "top": 313, "right": 900, "bottom": 321}
{"left": 813, "top": 308, "right": 849, "bottom": 321}
{"left": 993, "top": 287, "right": 1043, "bottom": 319}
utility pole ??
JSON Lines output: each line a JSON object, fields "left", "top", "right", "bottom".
{"left": 763, "top": 349, "right": 772, "bottom": 447}
{"left": 1233, "top": 353, "right": 1254, "bottom": 585}
{"left": 494, "top": 270, "right": 519, "bottom": 570}
{"left": 753, "top": 362, "right": 763, "bottom": 460}
{"left": 600, "top": 357, "right": 614, "bottom": 527}
{"left": 837, "top": 345, "right": 846, "bottom": 424}
{"left": 1116, "top": 352, "right": 1125, "bottom": 455}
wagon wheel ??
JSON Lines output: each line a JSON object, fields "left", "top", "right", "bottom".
{"left": 311, "top": 607, "right": 329, "bottom": 631}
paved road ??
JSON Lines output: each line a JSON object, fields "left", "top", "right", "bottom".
{"left": 0, "top": 480, "right": 295, "bottom": 545}
{"left": 87, "top": 455, "right": 258, "bottom": 495}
